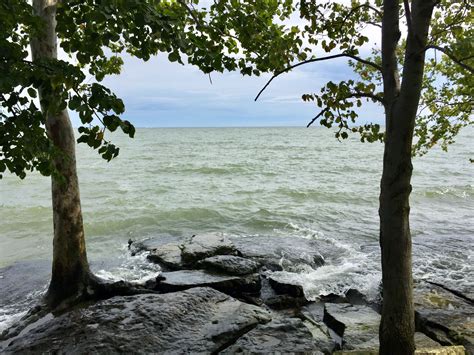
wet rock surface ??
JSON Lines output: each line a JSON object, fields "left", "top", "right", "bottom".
{"left": 258, "top": 276, "right": 309, "bottom": 309}
{"left": 324, "top": 303, "right": 380, "bottom": 351}
{"left": 323, "top": 303, "right": 441, "bottom": 351}
{"left": 147, "top": 243, "right": 184, "bottom": 270}
{"left": 138, "top": 233, "right": 329, "bottom": 272}
{"left": 182, "top": 233, "right": 239, "bottom": 265}
{"left": 2, "top": 287, "right": 271, "bottom": 354}
{"left": 155, "top": 270, "right": 261, "bottom": 297}
{"left": 0, "top": 261, "right": 50, "bottom": 307}
{"left": 267, "top": 272, "right": 306, "bottom": 298}
{"left": 134, "top": 233, "right": 325, "bottom": 308}
{"left": 222, "top": 317, "right": 326, "bottom": 354}
{"left": 228, "top": 234, "right": 327, "bottom": 271}
{"left": 2, "top": 235, "right": 471, "bottom": 354}
{"left": 414, "top": 281, "right": 473, "bottom": 353}
{"left": 198, "top": 255, "right": 260, "bottom": 275}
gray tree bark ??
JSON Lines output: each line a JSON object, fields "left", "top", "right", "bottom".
{"left": 31, "top": 0, "right": 92, "bottom": 308}
{"left": 379, "top": 1, "right": 435, "bottom": 353}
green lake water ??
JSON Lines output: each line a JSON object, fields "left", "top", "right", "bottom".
{"left": 0, "top": 127, "right": 472, "bottom": 329}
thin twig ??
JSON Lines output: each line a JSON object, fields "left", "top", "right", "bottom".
{"left": 426, "top": 45, "right": 474, "bottom": 74}
{"left": 307, "top": 108, "right": 329, "bottom": 128}
{"left": 339, "top": 3, "right": 382, "bottom": 30}
{"left": 255, "top": 54, "right": 382, "bottom": 101}
{"left": 306, "top": 91, "right": 384, "bottom": 128}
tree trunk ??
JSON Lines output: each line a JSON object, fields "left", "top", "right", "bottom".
{"left": 31, "top": 0, "right": 92, "bottom": 308}
{"left": 379, "top": 1, "right": 435, "bottom": 354}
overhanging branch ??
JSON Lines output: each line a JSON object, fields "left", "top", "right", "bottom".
{"left": 254, "top": 54, "right": 382, "bottom": 101}
{"left": 426, "top": 45, "right": 474, "bottom": 74}
{"left": 306, "top": 91, "right": 384, "bottom": 128}
{"left": 348, "top": 91, "right": 385, "bottom": 104}
{"left": 307, "top": 108, "right": 329, "bottom": 128}
{"left": 340, "top": 3, "right": 382, "bottom": 29}
{"left": 177, "top": 0, "right": 203, "bottom": 30}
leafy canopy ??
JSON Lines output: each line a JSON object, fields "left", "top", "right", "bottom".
{"left": 1, "top": 0, "right": 472, "bottom": 180}
{"left": 254, "top": 0, "right": 473, "bottom": 154}
{"left": 0, "top": 0, "right": 302, "bottom": 179}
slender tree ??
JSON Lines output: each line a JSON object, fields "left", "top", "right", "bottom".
{"left": 1, "top": 0, "right": 301, "bottom": 308}
{"left": 254, "top": 0, "right": 473, "bottom": 353}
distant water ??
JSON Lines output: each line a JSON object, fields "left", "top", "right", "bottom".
{"left": 1, "top": 127, "right": 473, "bottom": 330}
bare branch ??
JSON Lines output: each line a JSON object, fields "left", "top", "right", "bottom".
{"left": 307, "top": 108, "right": 328, "bottom": 128}
{"left": 426, "top": 45, "right": 474, "bottom": 74}
{"left": 255, "top": 54, "right": 382, "bottom": 101}
{"left": 366, "top": 21, "right": 382, "bottom": 28}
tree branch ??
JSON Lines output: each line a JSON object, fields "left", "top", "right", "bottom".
{"left": 366, "top": 21, "right": 382, "bottom": 29}
{"left": 307, "top": 108, "right": 328, "bottom": 128}
{"left": 348, "top": 91, "right": 385, "bottom": 104}
{"left": 426, "top": 45, "right": 474, "bottom": 74}
{"left": 254, "top": 54, "right": 382, "bottom": 101}
{"left": 403, "top": 0, "right": 413, "bottom": 36}
{"left": 306, "top": 91, "right": 384, "bottom": 128}
{"left": 177, "top": 0, "right": 203, "bottom": 30}
{"left": 337, "top": 4, "right": 383, "bottom": 32}
{"left": 340, "top": 3, "right": 382, "bottom": 29}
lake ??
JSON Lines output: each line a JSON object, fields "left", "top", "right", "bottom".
{"left": 1, "top": 127, "right": 472, "bottom": 330}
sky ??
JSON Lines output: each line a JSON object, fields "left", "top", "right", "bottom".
{"left": 70, "top": 0, "right": 385, "bottom": 128}
{"left": 84, "top": 54, "right": 384, "bottom": 128}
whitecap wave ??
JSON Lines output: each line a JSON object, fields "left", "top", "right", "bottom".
{"left": 274, "top": 223, "right": 382, "bottom": 301}
{"left": 93, "top": 244, "right": 162, "bottom": 283}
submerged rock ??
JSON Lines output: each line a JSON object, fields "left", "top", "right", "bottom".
{"left": 2, "top": 287, "right": 271, "bottom": 354}
{"left": 222, "top": 318, "right": 325, "bottom": 354}
{"left": 198, "top": 255, "right": 260, "bottom": 275}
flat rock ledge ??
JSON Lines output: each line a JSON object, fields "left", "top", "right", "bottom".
{"left": 135, "top": 233, "right": 332, "bottom": 307}
{"left": 1, "top": 287, "right": 271, "bottom": 354}
{"left": 134, "top": 233, "right": 329, "bottom": 272}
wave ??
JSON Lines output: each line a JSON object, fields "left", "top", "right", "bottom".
{"left": 414, "top": 184, "right": 473, "bottom": 199}
{"left": 159, "top": 165, "right": 250, "bottom": 175}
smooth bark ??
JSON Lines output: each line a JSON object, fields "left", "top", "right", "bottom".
{"left": 31, "top": 0, "right": 92, "bottom": 307}
{"left": 379, "top": 1, "right": 435, "bottom": 353}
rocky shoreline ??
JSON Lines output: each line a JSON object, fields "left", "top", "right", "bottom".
{"left": 1, "top": 233, "right": 472, "bottom": 354}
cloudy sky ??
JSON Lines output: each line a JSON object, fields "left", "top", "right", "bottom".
{"left": 68, "top": 1, "right": 385, "bottom": 128}
{"left": 88, "top": 54, "right": 384, "bottom": 128}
